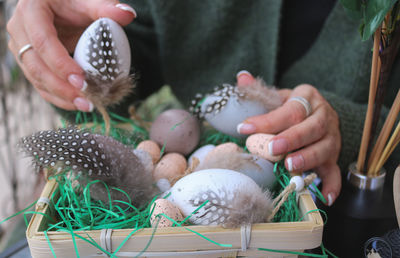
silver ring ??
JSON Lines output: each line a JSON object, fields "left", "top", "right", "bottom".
{"left": 18, "top": 44, "right": 33, "bottom": 63}
{"left": 288, "top": 96, "right": 312, "bottom": 117}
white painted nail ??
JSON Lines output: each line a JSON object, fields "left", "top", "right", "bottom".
{"left": 88, "top": 101, "right": 94, "bottom": 112}
{"left": 115, "top": 3, "right": 137, "bottom": 17}
{"left": 286, "top": 157, "right": 293, "bottom": 172}
{"left": 268, "top": 141, "right": 274, "bottom": 156}
{"left": 236, "top": 70, "right": 251, "bottom": 77}
{"left": 81, "top": 80, "right": 88, "bottom": 92}
{"left": 327, "top": 193, "right": 334, "bottom": 206}
{"left": 236, "top": 123, "right": 256, "bottom": 134}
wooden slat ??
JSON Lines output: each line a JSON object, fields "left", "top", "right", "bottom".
{"left": 26, "top": 180, "right": 323, "bottom": 258}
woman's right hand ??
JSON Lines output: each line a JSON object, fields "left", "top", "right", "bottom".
{"left": 7, "top": 0, "right": 136, "bottom": 111}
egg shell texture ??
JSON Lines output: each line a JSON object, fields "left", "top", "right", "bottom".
{"left": 150, "top": 109, "right": 200, "bottom": 155}
{"left": 167, "top": 169, "right": 273, "bottom": 228}
{"left": 202, "top": 95, "right": 267, "bottom": 138}
{"left": 150, "top": 199, "right": 184, "bottom": 227}
{"left": 74, "top": 18, "right": 131, "bottom": 79}
{"left": 137, "top": 140, "right": 161, "bottom": 164}
{"left": 246, "top": 133, "right": 284, "bottom": 162}
{"left": 153, "top": 153, "right": 187, "bottom": 182}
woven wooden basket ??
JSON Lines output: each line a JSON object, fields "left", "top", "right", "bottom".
{"left": 26, "top": 179, "right": 323, "bottom": 258}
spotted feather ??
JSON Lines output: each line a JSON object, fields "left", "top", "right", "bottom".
{"left": 19, "top": 127, "right": 159, "bottom": 206}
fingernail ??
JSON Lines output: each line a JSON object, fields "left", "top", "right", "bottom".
{"left": 236, "top": 70, "right": 251, "bottom": 78}
{"left": 286, "top": 155, "right": 304, "bottom": 172}
{"left": 68, "top": 74, "right": 88, "bottom": 91}
{"left": 73, "top": 97, "right": 94, "bottom": 112}
{"left": 327, "top": 193, "right": 335, "bottom": 206}
{"left": 268, "top": 139, "right": 288, "bottom": 155}
{"left": 237, "top": 123, "right": 256, "bottom": 134}
{"left": 115, "top": 3, "right": 137, "bottom": 17}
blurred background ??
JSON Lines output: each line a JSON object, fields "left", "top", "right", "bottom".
{"left": 0, "top": 0, "right": 60, "bottom": 252}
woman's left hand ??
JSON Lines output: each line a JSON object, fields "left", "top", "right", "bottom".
{"left": 236, "top": 71, "right": 342, "bottom": 206}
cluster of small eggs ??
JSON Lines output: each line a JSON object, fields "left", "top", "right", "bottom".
{"left": 137, "top": 108, "right": 283, "bottom": 228}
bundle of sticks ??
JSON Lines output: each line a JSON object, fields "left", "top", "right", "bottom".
{"left": 357, "top": 12, "right": 400, "bottom": 177}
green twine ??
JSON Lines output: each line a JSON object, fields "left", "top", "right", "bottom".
{"left": 0, "top": 200, "right": 36, "bottom": 225}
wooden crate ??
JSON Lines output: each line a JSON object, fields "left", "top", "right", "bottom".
{"left": 26, "top": 179, "right": 323, "bottom": 258}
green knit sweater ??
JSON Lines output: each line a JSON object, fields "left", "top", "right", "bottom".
{"left": 108, "top": 1, "right": 399, "bottom": 173}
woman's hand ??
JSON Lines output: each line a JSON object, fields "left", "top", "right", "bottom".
{"left": 236, "top": 71, "right": 342, "bottom": 206}
{"left": 7, "top": 0, "right": 136, "bottom": 111}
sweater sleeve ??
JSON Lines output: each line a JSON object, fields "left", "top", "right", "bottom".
{"left": 109, "top": 0, "right": 164, "bottom": 116}
{"left": 319, "top": 90, "right": 368, "bottom": 172}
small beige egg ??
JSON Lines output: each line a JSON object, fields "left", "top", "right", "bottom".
{"left": 150, "top": 199, "right": 184, "bottom": 227}
{"left": 153, "top": 153, "right": 187, "bottom": 182}
{"left": 246, "top": 133, "right": 284, "bottom": 162}
{"left": 203, "top": 142, "right": 242, "bottom": 163}
{"left": 137, "top": 140, "right": 161, "bottom": 164}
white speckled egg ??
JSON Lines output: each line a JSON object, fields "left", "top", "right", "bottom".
{"left": 187, "top": 144, "right": 215, "bottom": 167}
{"left": 150, "top": 109, "right": 200, "bottom": 155}
{"left": 153, "top": 153, "right": 187, "bottom": 182}
{"left": 193, "top": 80, "right": 282, "bottom": 138}
{"left": 201, "top": 91, "right": 267, "bottom": 138}
{"left": 167, "top": 169, "right": 273, "bottom": 228}
{"left": 74, "top": 18, "right": 131, "bottom": 79}
{"left": 246, "top": 133, "right": 284, "bottom": 162}
{"left": 150, "top": 199, "right": 184, "bottom": 227}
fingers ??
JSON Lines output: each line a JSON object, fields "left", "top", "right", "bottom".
{"left": 7, "top": 0, "right": 137, "bottom": 111}
{"left": 91, "top": 2, "right": 137, "bottom": 25}
{"left": 241, "top": 98, "right": 311, "bottom": 134}
{"left": 9, "top": 38, "right": 93, "bottom": 111}
{"left": 284, "top": 136, "right": 341, "bottom": 206}
{"left": 268, "top": 106, "right": 329, "bottom": 155}
{"left": 284, "top": 131, "right": 340, "bottom": 173}
{"left": 236, "top": 70, "right": 256, "bottom": 87}
{"left": 23, "top": 1, "right": 84, "bottom": 83}
{"left": 315, "top": 162, "right": 342, "bottom": 206}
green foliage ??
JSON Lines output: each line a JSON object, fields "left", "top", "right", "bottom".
{"left": 340, "top": 0, "right": 399, "bottom": 40}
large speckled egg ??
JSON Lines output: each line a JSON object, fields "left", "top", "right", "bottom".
{"left": 246, "top": 133, "right": 284, "bottom": 162}
{"left": 167, "top": 169, "right": 273, "bottom": 228}
{"left": 153, "top": 153, "right": 187, "bottom": 182}
{"left": 150, "top": 109, "right": 200, "bottom": 155}
{"left": 150, "top": 199, "right": 184, "bottom": 227}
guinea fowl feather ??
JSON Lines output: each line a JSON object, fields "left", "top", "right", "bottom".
{"left": 19, "top": 127, "right": 159, "bottom": 207}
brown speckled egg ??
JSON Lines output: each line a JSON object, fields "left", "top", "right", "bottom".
{"left": 150, "top": 199, "right": 184, "bottom": 227}
{"left": 150, "top": 109, "right": 200, "bottom": 155}
{"left": 137, "top": 140, "right": 161, "bottom": 164}
{"left": 246, "top": 133, "right": 284, "bottom": 162}
{"left": 153, "top": 153, "right": 187, "bottom": 182}
{"left": 203, "top": 142, "right": 242, "bottom": 163}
